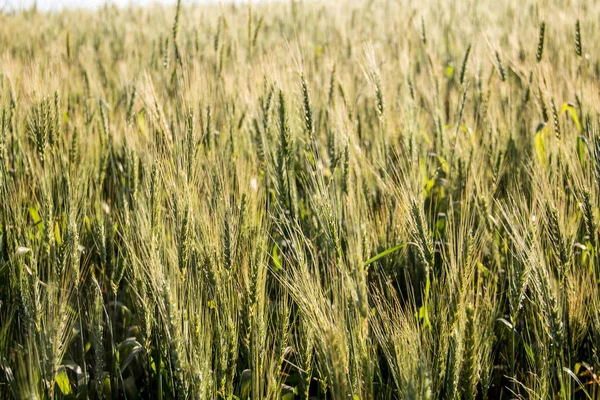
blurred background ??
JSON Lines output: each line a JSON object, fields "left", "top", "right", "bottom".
{"left": 0, "top": 0, "right": 256, "bottom": 12}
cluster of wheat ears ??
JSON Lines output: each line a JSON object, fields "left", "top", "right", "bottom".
{"left": 0, "top": 0, "right": 599, "bottom": 398}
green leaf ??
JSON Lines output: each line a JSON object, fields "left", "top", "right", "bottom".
{"left": 15, "top": 247, "right": 31, "bottom": 256}
{"left": 535, "top": 121, "right": 548, "bottom": 134}
{"left": 281, "top": 384, "right": 295, "bottom": 400}
{"left": 437, "top": 155, "right": 450, "bottom": 174}
{"left": 314, "top": 45, "right": 324, "bottom": 59}
{"left": 364, "top": 243, "right": 406, "bottom": 267}
{"left": 120, "top": 345, "right": 143, "bottom": 371}
{"left": 435, "top": 215, "right": 446, "bottom": 235}
{"left": 497, "top": 317, "right": 516, "bottom": 333}
{"left": 55, "top": 367, "right": 72, "bottom": 395}
{"left": 62, "top": 360, "right": 85, "bottom": 390}
{"left": 28, "top": 207, "right": 43, "bottom": 234}
{"left": 459, "top": 124, "right": 472, "bottom": 135}
{"left": 424, "top": 177, "right": 435, "bottom": 195}
{"left": 522, "top": 341, "right": 535, "bottom": 364}
{"left": 563, "top": 367, "right": 593, "bottom": 400}
{"left": 117, "top": 337, "right": 142, "bottom": 352}
{"left": 117, "top": 338, "right": 143, "bottom": 371}
{"left": 122, "top": 376, "right": 140, "bottom": 398}
{"left": 560, "top": 102, "right": 582, "bottom": 132}
{"left": 272, "top": 244, "right": 282, "bottom": 272}
{"left": 476, "top": 262, "right": 491, "bottom": 275}
{"left": 445, "top": 64, "right": 454, "bottom": 79}
{"left": 137, "top": 111, "right": 146, "bottom": 137}
{"left": 496, "top": 317, "right": 533, "bottom": 363}
{"left": 534, "top": 125, "right": 547, "bottom": 168}
{"left": 54, "top": 222, "right": 62, "bottom": 246}
{"left": 577, "top": 136, "right": 587, "bottom": 169}
{"left": 103, "top": 376, "right": 111, "bottom": 397}
{"left": 240, "top": 369, "right": 252, "bottom": 399}
{"left": 418, "top": 304, "right": 431, "bottom": 329}
{"left": 417, "top": 270, "right": 432, "bottom": 329}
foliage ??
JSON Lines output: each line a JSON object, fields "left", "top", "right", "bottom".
{"left": 0, "top": 0, "right": 599, "bottom": 398}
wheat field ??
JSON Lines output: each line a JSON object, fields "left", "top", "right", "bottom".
{"left": 0, "top": 0, "right": 599, "bottom": 398}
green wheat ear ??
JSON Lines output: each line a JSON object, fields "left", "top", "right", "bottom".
{"left": 459, "top": 43, "right": 471, "bottom": 86}
{"left": 538, "top": 87, "right": 548, "bottom": 122}
{"left": 69, "top": 127, "right": 78, "bottom": 166}
{"left": 172, "top": 0, "right": 182, "bottom": 62}
{"left": 278, "top": 90, "right": 290, "bottom": 160}
{"left": 65, "top": 30, "right": 71, "bottom": 59}
{"left": 459, "top": 305, "right": 477, "bottom": 400}
{"left": 374, "top": 72, "right": 385, "bottom": 118}
{"left": 0, "top": 109, "right": 5, "bottom": 168}
{"left": 51, "top": 91, "right": 59, "bottom": 148}
{"left": 536, "top": 21, "right": 545, "bottom": 62}
{"left": 328, "top": 63, "right": 336, "bottom": 106}
{"left": 575, "top": 19, "right": 582, "bottom": 57}
{"left": 185, "top": 109, "right": 195, "bottom": 181}
{"left": 550, "top": 98, "right": 560, "bottom": 139}
{"left": 28, "top": 97, "right": 50, "bottom": 166}
{"left": 495, "top": 51, "right": 505, "bottom": 82}
{"left": 544, "top": 202, "right": 568, "bottom": 268}
{"left": 126, "top": 85, "right": 137, "bottom": 124}
{"left": 252, "top": 15, "right": 264, "bottom": 49}
{"left": 582, "top": 189, "right": 596, "bottom": 247}
{"left": 300, "top": 74, "right": 314, "bottom": 138}
{"left": 223, "top": 211, "right": 231, "bottom": 271}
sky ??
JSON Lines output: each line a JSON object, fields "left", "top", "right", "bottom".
{"left": 0, "top": 0, "right": 247, "bottom": 12}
